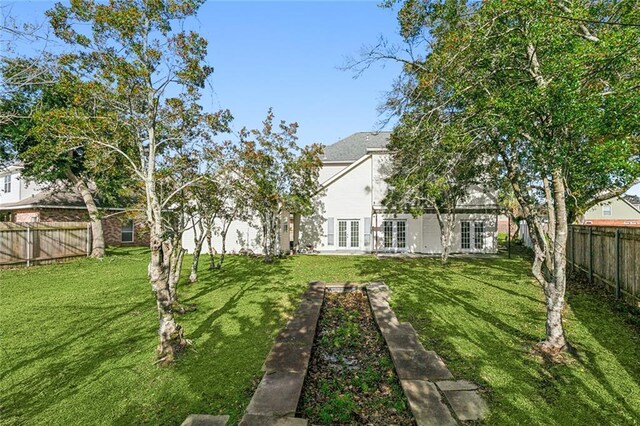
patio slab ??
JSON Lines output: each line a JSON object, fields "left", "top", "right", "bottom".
{"left": 245, "top": 371, "right": 306, "bottom": 417}
{"left": 400, "top": 379, "right": 457, "bottom": 426}
{"left": 390, "top": 348, "right": 454, "bottom": 381}
{"left": 441, "top": 389, "right": 489, "bottom": 421}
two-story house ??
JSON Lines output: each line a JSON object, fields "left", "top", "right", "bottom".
{"left": 312, "top": 132, "right": 498, "bottom": 254}
{"left": 183, "top": 132, "right": 499, "bottom": 255}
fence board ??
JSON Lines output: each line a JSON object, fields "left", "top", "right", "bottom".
{"left": 568, "top": 225, "right": 640, "bottom": 307}
{"left": 0, "top": 222, "right": 90, "bottom": 267}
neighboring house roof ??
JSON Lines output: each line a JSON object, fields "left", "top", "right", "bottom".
{"left": 623, "top": 194, "right": 640, "bottom": 210}
{"left": 0, "top": 189, "right": 124, "bottom": 211}
{"left": 322, "top": 131, "right": 390, "bottom": 162}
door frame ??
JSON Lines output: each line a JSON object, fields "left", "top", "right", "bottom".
{"left": 337, "top": 219, "right": 361, "bottom": 250}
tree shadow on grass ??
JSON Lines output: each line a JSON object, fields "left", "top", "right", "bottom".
{"left": 112, "top": 255, "right": 309, "bottom": 425}
{"left": 352, "top": 253, "right": 640, "bottom": 425}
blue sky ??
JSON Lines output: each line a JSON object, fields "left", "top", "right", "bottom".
{"left": 3, "top": 0, "right": 404, "bottom": 147}
{"left": 3, "top": 1, "right": 639, "bottom": 196}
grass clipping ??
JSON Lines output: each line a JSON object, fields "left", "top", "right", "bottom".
{"left": 297, "top": 290, "right": 415, "bottom": 425}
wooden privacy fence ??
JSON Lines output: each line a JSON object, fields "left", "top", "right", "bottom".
{"left": 568, "top": 225, "right": 640, "bottom": 307}
{"left": 0, "top": 222, "right": 90, "bottom": 267}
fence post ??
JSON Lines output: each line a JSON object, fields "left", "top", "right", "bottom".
{"left": 86, "top": 223, "right": 91, "bottom": 257}
{"left": 615, "top": 229, "right": 621, "bottom": 300}
{"left": 570, "top": 226, "right": 574, "bottom": 273}
{"left": 588, "top": 227, "right": 593, "bottom": 283}
{"left": 26, "top": 226, "right": 31, "bottom": 267}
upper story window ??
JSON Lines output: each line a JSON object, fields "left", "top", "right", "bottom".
{"left": 602, "top": 204, "right": 612, "bottom": 216}
{"left": 3, "top": 175, "right": 11, "bottom": 193}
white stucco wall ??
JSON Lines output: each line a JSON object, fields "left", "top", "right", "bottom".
{"left": 182, "top": 218, "right": 261, "bottom": 254}
{"left": 315, "top": 156, "right": 374, "bottom": 252}
{"left": 318, "top": 163, "right": 350, "bottom": 184}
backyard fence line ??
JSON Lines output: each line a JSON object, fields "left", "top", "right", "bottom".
{"left": 0, "top": 221, "right": 91, "bottom": 268}
{"left": 519, "top": 222, "right": 640, "bottom": 307}
{"left": 568, "top": 225, "right": 639, "bottom": 307}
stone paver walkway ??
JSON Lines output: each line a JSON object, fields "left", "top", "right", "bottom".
{"left": 366, "top": 282, "right": 488, "bottom": 425}
{"left": 181, "top": 281, "right": 488, "bottom": 426}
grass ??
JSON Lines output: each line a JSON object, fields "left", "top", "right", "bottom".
{"left": 0, "top": 246, "right": 639, "bottom": 425}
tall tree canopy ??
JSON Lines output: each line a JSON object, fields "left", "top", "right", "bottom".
{"left": 236, "top": 109, "right": 322, "bottom": 263}
{"left": 378, "top": 0, "right": 640, "bottom": 354}
{"left": 46, "top": 0, "right": 231, "bottom": 364}
{"left": 0, "top": 62, "right": 135, "bottom": 257}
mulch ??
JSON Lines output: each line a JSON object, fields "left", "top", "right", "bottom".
{"left": 297, "top": 290, "right": 415, "bottom": 425}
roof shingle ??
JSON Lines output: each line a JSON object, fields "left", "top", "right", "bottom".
{"left": 322, "top": 131, "right": 390, "bottom": 162}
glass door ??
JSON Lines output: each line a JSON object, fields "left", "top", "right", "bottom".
{"left": 382, "top": 220, "right": 407, "bottom": 252}
{"left": 338, "top": 220, "right": 360, "bottom": 249}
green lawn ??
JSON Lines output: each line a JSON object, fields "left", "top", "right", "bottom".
{"left": 1, "top": 247, "right": 639, "bottom": 425}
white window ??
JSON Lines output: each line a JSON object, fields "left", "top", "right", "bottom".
{"left": 461, "top": 221, "right": 485, "bottom": 250}
{"left": 3, "top": 175, "right": 11, "bottom": 193}
{"left": 461, "top": 222, "right": 471, "bottom": 249}
{"left": 338, "top": 219, "right": 360, "bottom": 248}
{"left": 382, "top": 219, "right": 407, "bottom": 252}
{"left": 474, "top": 222, "right": 485, "bottom": 249}
{"left": 121, "top": 220, "right": 134, "bottom": 243}
{"left": 602, "top": 204, "right": 612, "bottom": 216}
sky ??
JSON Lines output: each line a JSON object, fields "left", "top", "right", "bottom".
{"left": 2, "top": 0, "right": 404, "bottom": 147}
{"left": 2, "top": 0, "right": 639, "bottom": 196}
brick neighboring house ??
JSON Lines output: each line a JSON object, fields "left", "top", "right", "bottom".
{"left": 0, "top": 189, "right": 149, "bottom": 247}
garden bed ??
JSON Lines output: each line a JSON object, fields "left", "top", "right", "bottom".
{"left": 297, "top": 290, "right": 415, "bottom": 425}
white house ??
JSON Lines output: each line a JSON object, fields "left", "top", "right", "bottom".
{"left": 309, "top": 132, "right": 498, "bottom": 254}
{"left": 0, "top": 164, "right": 43, "bottom": 205}
{"left": 183, "top": 131, "right": 499, "bottom": 255}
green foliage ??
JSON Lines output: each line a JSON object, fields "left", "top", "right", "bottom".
{"left": 0, "top": 60, "right": 135, "bottom": 205}
{"left": 317, "top": 393, "right": 356, "bottom": 423}
{"left": 235, "top": 108, "right": 322, "bottom": 259}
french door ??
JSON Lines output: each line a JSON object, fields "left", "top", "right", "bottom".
{"left": 338, "top": 220, "right": 360, "bottom": 249}
{"left": 383, "top": 219, "right": 406, "bottom": 252}
{"left": 461, "top": 221, "right": 485, "bottom": 250}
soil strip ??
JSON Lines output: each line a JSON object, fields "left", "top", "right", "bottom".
{"left": 297, "top": 290, "right": 416, "bottom": 425}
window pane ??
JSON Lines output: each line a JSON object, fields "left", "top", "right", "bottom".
{"left": 350, "top": 220, "right": 359, "bottom": 248}
{"left": 383, "top": 220, "right": 393, "bottom": 248}
{"left": 338, "top": 221, "right": 347, "bottom": 247}
{"left": 474, "top": 222, "right": 484, "bottom": 249}
{"left": 397, "top": 221, "right": 406, "bottom": 248}
{"left": 121, "top": 221, "right": 134, "bottom": 242}
{"left": 461, "top": 221, "right": 470, "bottom": 249}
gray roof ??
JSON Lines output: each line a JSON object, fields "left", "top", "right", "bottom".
{"left": 322, "top": 131, "right": 391, "bottom": 162}
{"left": 623, "top": 194, "right": 640, "bottom": 207}
{"left": 0, "top": 189, "right": 88, "bottom": 210}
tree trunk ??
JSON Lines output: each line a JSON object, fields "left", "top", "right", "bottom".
{"left": 434, "top": 207, "right": 455, "bottom": 265}
{"left": 292, "top": 213, "right": 301, "bottom": 254}
{"left": 189, "top": 236, "right": 204, "bottom": 283}
{"left": 207, "top": 232, "right": 216, "bottom": 270}
{"left": 148, "top": 232, "right": 186, "bottom": 366}
{"left": 65, "top": 169, "right": 105, "bottom": 258}
{"left": 189, "top": 216, "right": 206, "bottom": 283}
{"left": 263, "top": 212, "right": 273, "bottom": 263}
{"left": 216, "top": 220, "right": 231, "bottom": 269}
{"left": 541, "top": 168, "right": 569, "bottom": 352}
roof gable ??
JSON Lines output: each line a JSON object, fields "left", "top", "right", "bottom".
{"left": 322, "top": 131, "right": 390, "bottom": 162}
